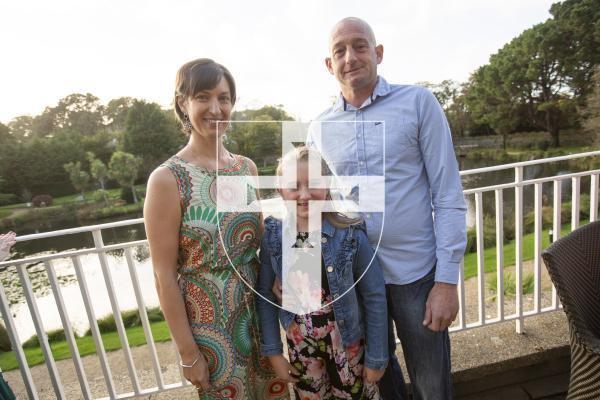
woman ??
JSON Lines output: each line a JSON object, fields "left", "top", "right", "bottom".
{"left": 144, "top": 59, "right": 288, "bottom": 399}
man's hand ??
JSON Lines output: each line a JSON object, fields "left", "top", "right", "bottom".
{"left": 422, "top": 282, "right": 458, "bottom": 332}
{"left": 272, "top": 278, "right": 282, "bottom": 303}
{"left": 268, "top": 354, "right": 300, "bottom": 383}
{"left": 363, "top": 367, "right": 385, "bottom": 384}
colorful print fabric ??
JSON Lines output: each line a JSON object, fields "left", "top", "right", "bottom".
{"left": 164, "top": 154, "right": 289, "bottom": 400}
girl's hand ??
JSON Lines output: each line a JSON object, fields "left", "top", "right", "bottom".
{"left": 268, "top": 354, "right": 300, "bottom": 383}
{"left": 286, "top": 320, "right": 298, "bottom": 335}
{"left": 363, "top": 367, "right": 385, "bottom": 384}
{"left": 181, "top": 352, "right": 211, "bottom": 391}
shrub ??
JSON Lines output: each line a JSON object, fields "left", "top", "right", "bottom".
{"left": 85, "top": 308, "right": 161, "bottom": 335}
{"left": 0, "top": 323, "right": 12, "bottom": 351}
{"left": 22, "top": 328, "right": 66, "bottom": 348}
{"left": 120, "top": 187, "right": 138, "bottom": 204}
{"left": 95, "top": 314, "right": 117, "bottom": 334}
{"left": 32, "top": 194, "right": 54, "bottom": 207}
{"left": 91, "top": 189, "right": 110, "bottom": 204}
{"left": 536, "top": 140, "right": 550, "bottom": 151}
{"left": 147, "top": 307, "right": 164, "bottom": 322}
{"left": 0, "top": 194, "right": 18, "bottom": 206}
{"left": 122, "top": 309, "right": 141, "bottom": 328}
{"left": 488, "top": 272, "right": 535, "bottom": 299}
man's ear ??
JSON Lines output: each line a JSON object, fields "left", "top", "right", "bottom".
{"left": 325, "top": 57, "right": 334, "bottom": 75}
{"left": 375, "top": 44, "right": 384, "bottom": 64}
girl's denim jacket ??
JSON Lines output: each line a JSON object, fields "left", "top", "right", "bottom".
{"left": 256, "top": 216, "right": 389, "bottom": 370}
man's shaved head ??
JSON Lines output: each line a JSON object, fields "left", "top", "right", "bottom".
{"left": 325, "top": 17, "right": 383, "bottom": 102}
{"left": 329, "top": 17, "right": 377, "bottom": 47}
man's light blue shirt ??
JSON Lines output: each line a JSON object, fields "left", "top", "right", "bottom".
{"left": 306, "top": 76, "right": 467, "bottom": 285}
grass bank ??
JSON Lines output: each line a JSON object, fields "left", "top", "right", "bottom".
{"left": 0, "top": 308, "right": 168, "bottom": 371}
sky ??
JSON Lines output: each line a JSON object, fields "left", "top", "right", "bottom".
{"left": 0, "top": 0, "right": 557, "bottom": 124}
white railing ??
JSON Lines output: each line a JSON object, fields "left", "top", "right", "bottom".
{"left": 0, "top": 150, "right": 598, "bottom": 399}
{"left": 454, "top": 150, "right": 600, "bottom": 334}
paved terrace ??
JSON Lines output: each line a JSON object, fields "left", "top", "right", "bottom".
{"left": 3, "top": 310, "right": 570, "bottom": 399}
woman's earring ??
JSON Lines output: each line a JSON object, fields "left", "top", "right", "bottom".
{"left": 183, "top": 114, "right": 193, "bottom": 133}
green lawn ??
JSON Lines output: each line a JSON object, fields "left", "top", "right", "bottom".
{"left": 462, "top": 223, "right": 574, "bottom": 279}
{"left": 0, "top": 320, "right": 171, "bottom": 371}
{"left": 0, "top": 184, "right": 146, "bottom": 212}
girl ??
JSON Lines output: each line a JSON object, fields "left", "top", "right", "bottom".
{"left": 256, "top": 146, "right": 388, "bottom": 399}
{"left": 144, "top": 59, "right": 288, "bottom": 399}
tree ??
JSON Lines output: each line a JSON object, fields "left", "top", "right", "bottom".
{"left": 86, "top": 152, "right": 109, "bottom": 190}
{"left": 517, "top": 21, "right": 577, "bottom": 146}
{"left": 63, "top": 161, "right": 90, "bottom": 200}
{"left": 109, "top": 151, "right": 142, "bottom": 203}
{"left": 123, "top": 100, "right": 184, "bottom": 178}
{"left": 31, "top": 107, "right": 56, "bottom": 138}
{"left": 227, "top": 105, "right": 294, "bottom": 165}
{"left": 8, "top": 116, "right": 34, "bottom": 140}
{"left": 87, "top": 152, "right": 110, "bottom": 206}
{"left": 417, "top": 80, "right": 459, "bottom": 112}
{"left": 550, "top": 0, "right": 600, "bottom": 98}
{"left": 582, "top": 67, "right": 600, "bottom": 145}
{"left": 53, "top": 93, "right": 104, "bottom": 135}
{"left": 0, "top": 123, "right": 17, "bottom": 199}
{"left": 104, "top": 97, "right": 135, "bottom": 132}
{"left": 465, "top": 63, "right": 522, "bottom": 149}
{"left": 466, "top": 19, "right": 580, "bottom": 147}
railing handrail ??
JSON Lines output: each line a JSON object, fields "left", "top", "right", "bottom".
{"left": 5, "top": 150, "right": 599, "bottom": 246}
{"left": 13, "top": 217, "right": 145, "bottom": 243}
{"left": 459, "top": 149, "right": 600, "bottom": 176}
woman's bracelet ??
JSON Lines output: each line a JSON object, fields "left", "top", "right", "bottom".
{"left": 179, "top": 355, "right": 201, "bottom": 368}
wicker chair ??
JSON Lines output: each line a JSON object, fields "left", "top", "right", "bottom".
{"left": 541, "top": 221, "right": 600, "bottom": 400}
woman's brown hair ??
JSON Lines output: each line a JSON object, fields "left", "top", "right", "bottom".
{"left": 173, "top": 58, "right": 236, "bottom": 133}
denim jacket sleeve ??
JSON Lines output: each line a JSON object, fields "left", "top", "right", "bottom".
{"left": 255, "top": 235, "right": 284, "bottom": 356}
{"left": 353, "top": 226, "right": 389, "bottom": 370}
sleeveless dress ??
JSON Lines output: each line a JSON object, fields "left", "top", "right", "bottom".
{"left": 164, "top": 154, "right": 289, "bottom": 400}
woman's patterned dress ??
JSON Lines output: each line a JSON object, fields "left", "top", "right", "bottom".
{"left": 164, "top": 154, "right": 289, "bottom": 400}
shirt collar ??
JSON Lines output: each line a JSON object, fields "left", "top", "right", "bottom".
{"left": 332, "top": 75, "right": 391, "bottom": 112}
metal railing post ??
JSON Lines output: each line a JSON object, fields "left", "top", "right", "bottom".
{"left": 514, "top": 166, "right": 524, "bottom": 334}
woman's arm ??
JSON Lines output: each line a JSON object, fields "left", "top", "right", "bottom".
{"left": 144, "top": 167, "right": 210, "bottom": 390}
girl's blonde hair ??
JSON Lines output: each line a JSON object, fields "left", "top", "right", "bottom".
{"left": 276, "top": 146, "right": 362, "bottom": 229}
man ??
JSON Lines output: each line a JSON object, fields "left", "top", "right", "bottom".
{"left": 306, "top": 17, "right": 467, "bottom": 399}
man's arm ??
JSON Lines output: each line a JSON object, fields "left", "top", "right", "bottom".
{"left": 417, "top": 87, "right": 467, "bottom": 331}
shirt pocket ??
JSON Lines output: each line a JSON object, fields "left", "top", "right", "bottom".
{"left": 385, "top": 119, "right": 421, "bottom": 171}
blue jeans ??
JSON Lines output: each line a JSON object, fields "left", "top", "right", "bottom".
{"left": 378, "top": 268, "right": 453, "bottom": 400}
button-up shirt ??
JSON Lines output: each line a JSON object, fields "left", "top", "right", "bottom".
{"left": 306, "top": 76, "right": 467, "bottom": 285}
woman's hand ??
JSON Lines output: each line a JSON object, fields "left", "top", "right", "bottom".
{"left": 181, "top": 352, "right": 211, "bottom": 391}
{"left": 268, "top": 354, "right": 300, "bottom": 383}
{"left": 363, "top": 367, "right": 385, "bottom": 385}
